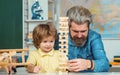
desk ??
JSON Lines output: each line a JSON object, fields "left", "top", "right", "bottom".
{"left": 1, "top": 67, "right": 120, "bottom": 75}
{"left": 28, "top": 72, "right": 120, "bottom": 75}
{"left": 27, "top": 72, "right": 120, "bottom": 75}
{"left": 1, "top": 72, "right": 120, "bottom": 75}
{"left": 109, "top": 66, "right": 120, "bottom": 72}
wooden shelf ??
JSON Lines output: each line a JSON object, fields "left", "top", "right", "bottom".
{"left": 26, "top": 42, "right": 33, "bottom": 45}
{"left": 25, "top": 19, "right": 53, "bottom": 23}
{"left": 23, "top": 0, "right": 59, "bottom": 49}
{"left": 48, "top": 0, "right": 54, "bottom": 3}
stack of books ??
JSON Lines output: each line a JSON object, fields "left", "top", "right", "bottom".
{"left": 110, "top": 55, "right": 120, "bottom": 66}
{"left": 114, "top": 56, "right": 120, "bottom": 62}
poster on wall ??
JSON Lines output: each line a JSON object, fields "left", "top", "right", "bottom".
{"left": 28, "top": 0, "right": 48, "bottom": 20}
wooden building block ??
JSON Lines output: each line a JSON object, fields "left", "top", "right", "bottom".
{"left": 59, "top": 17, "right": 68, "bottom": 73}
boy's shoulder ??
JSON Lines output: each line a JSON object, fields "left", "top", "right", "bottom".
{"left": 29, "top": 50, "right": 38, "bottom": 54}
{"left": 54, "top": 50, "right": 59, "bottom": 54}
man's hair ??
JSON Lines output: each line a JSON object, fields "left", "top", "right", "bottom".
{"left": 32, "top": 23, "right": 57, "bottom": 49}
{"left": 66, "top": 6, "right": 92, "bottom": 27}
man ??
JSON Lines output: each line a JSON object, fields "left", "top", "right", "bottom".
{"left": 55, "top": 6, "right": 110, "bottom": 72}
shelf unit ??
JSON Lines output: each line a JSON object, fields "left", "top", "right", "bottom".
{"left": 23, "top": 0, "right": 60, "bottom": 49}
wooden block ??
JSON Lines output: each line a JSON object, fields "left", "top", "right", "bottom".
{"left": 59, "top": 17, "right": 68, "bottom": 73}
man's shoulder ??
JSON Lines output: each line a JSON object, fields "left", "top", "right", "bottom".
{"left": 89, "top": 30, "right": 100, "bottom": 36}
{"left": 89, "top": 29, "right": 99, "bottom": 34}
{"left": 89, "top": 30, "right": 101, "bottom": 39}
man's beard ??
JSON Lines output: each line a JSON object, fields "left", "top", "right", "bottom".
{"left": 71, "top": 35, "right": 87, "bottom": 47}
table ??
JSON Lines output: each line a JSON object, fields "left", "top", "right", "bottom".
{"left": 4, "top": 72, "right": 120, "bottom": 75}
{"left": 1, "top": 67, "right": 120, "bottom": 75}
{"left": 1, "top": 71, "right": 120, "bottom": 75}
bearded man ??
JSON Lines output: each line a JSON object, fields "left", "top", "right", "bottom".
{"left": 55, "top": 6, "right": 110, "bottom": 72}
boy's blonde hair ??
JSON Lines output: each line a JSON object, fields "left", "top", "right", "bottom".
{"left": 32, "top": 23, "right": 57, "bottom": 49}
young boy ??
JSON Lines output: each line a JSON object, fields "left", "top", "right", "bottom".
{"left": 26, "top": 24, "right": 59, "bottom": 73}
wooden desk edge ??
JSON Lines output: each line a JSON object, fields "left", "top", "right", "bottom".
{"left": 0, "top": 49, "right": 29, "bottom": 52}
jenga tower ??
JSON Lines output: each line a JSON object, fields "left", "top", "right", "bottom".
{"left": 58, "top": 17, "right": 68, "bottom": 73}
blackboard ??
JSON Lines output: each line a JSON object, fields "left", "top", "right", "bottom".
{"left": 0, "top": 0, "right": 23, "bottom": 49}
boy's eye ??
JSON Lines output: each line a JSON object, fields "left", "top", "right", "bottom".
{"left": 50, "top": 41, "right": 54, "bottom": 42}
{"left": 43, "top": 41, "right": 47, "bottom": 43}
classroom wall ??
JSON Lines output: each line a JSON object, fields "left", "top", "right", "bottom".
{"left": 103, "top": 39, "right": 120, "bottom": 61}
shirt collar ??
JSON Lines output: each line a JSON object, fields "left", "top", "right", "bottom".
{"left": 38, "top": 48, "right": 54, "bottom": 57}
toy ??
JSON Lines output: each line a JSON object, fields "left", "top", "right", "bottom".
{"left": 0, "top": 52, "right": 8, "bottom": 61}
{"left": 59, "top": 17, "right": 69, "bottom": 73}
{"left": 31, "top": 0, "right": 44, "bottom": 20}
{"left": 0, "top": 49, "right": 29, "bottom": 74}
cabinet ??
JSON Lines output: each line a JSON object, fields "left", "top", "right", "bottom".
{"left": 23, "top": 0, "right": 60, "bottom": 49}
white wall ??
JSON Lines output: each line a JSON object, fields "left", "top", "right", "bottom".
{"left": 103, "top": 39, "right": 120, "bottom": 61}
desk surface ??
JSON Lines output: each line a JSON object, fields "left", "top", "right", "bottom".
{"left": 29, "top": 72, "right": 120, "bottom": 75}
{"left": 1, "top": 67, "right": 120, "bottom": 75}
{"left": 1, "top": 72, "right": 120, "bottom": 75}
{"left": 1, "top": 71, "right": 120, "bottom": 75}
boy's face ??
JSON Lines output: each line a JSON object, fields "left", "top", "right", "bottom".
{"left": 39, "top": 36, "right": 55, "bottom": 53}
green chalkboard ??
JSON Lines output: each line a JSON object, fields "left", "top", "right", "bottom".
{"left": 0, "top": 0, "right": 23, "bottom": 49}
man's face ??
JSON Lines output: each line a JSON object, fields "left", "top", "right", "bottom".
{"left": 70, "top": 22, "right": 89, "bottom": 47}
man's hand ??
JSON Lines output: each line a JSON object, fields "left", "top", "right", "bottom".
{"left": 67, "top": 59, "right": 91, "bottom": 72}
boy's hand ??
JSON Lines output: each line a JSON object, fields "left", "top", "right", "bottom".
{"left": 33, "top": 66, "right": 41, "bottom": 73}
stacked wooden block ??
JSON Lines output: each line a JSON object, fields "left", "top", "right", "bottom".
{"left": 58, "top": 17, "right": 68, "bottom": 73}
